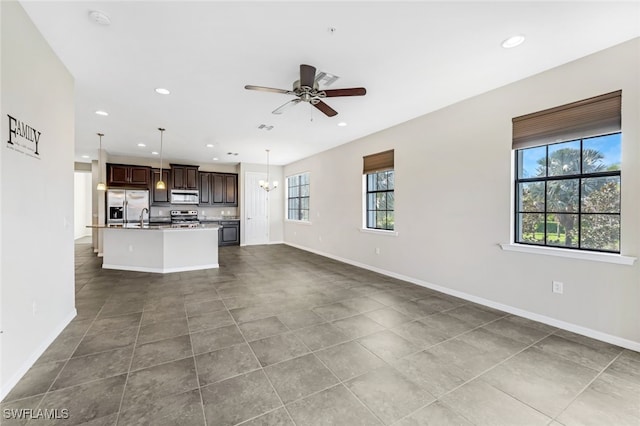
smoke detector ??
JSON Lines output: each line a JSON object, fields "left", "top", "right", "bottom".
{"left": 89, "top": 10, "right": 111, "bottom": 26}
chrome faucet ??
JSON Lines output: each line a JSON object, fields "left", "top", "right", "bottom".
{"left": 140, "top": 208, "right": 149, "bottom": 226}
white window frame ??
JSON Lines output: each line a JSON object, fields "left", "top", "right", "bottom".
{"left": 286, "top": 172, "right": 310, "bottom": 223}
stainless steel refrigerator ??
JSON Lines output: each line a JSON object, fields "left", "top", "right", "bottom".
{"left": 106, "top": 189, "right": 150, "bottom": 224}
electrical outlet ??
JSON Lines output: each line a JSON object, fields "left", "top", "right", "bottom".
{"left": 552, "top": 281, "right": 564, "bottom": 294}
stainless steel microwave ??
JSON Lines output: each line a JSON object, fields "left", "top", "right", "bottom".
{"left": 170, "top": 189, "right": 199, "bottom": 204}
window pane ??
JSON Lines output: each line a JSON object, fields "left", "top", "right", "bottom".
{"left": 583, "top": 133, "right": 621, "bottom": 172}
{"left": 387, "top": 192, "right": 395, "bottom": 210}
{"left": 287, "top": 176, "right": 296, "bottom": 187}
{"left": 517, "top": 146, "right": 546, "bottom": 178}
{"left": 547, "top": 179, "right": 578, "bottom": 212}
{"left": 387, "top": 171, "right": 395, "bottom": 190}
{"left": 367, "top": 211, "right": 375, "bottom": 228}
{"left": 367, "top": 174, "right": 376, "bottom": 191}
{"left": 581, "top": 214, "right": 620, "bottom": 252}
{"left": 376, "top": 172, "right": 388, "bottom": 190}
{"left": 367, "top": 193, "right": 376, "bottom": 211}
{"left": 301, "top": 210, "right": 309, "bottom": 221}
{"left": 517, "top": 182, "right": 545, "bottom": 212}
{"left": 301, "top": 184, "right": 309, "bottom": 196}
{"left": 546, "top": 213, "right": 578, "bottom": 248}
{"left": 581, "top": 176, "right": 620, "bottom": 213}
{"left": 386, "top": 211, "right": 394, "bottom": 230}
{"left": 301, "top": 173, "right": 309, "bottom": 184}
{"left": 376, "top": 211, "right": 387, "bottom": 229}
{"left": 548, "top": 140, "right": 580, "bottom": 176}
{"left": 301, "top": 197, "right": 309, "bottom": 209}
{"left": 376, "top": 193, "right": 387, "bottom": 210}
{"left": 288, "top": 210, "right": 295, "bottom": 220}
{"left": 291, "top": 186, "right": 300, "bottom": 197}
{"left": 517, "top": 213, "right": 544, "bottom": 244}
{"left": 291, "top": 199, "right": 299, "bottom": 210}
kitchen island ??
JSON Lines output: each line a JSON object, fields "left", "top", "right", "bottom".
{"left": 97, "top": 223, "right": 220, "bottom": 274}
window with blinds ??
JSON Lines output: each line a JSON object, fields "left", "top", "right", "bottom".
{"left": 513, "top": 91, "right": 622, "bottom": 253}
{"left": 364, "top": 150, "right": 395, "bottom": 231}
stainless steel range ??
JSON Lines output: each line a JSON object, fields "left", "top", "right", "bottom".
{"left": 170, "top": 210, "right": 199, "bottom": 224}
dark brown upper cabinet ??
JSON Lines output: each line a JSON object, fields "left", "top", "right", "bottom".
{"left": 199, "top": 172, "right": 238, "bottom": 206}
{"left": 107, "top": 163, "right": 150, "bottom": 187}
{"left": 151, "top": 168, "right": 171, "bottom": 205}
{"left": 171, "top": 164, "right": 199, "bottom": 190}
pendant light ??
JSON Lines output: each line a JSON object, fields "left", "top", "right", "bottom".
{"left": 96, "top": 133, "right": 106, "bottom": 191}
{"left": 259, "top": 149, "right": 278, "bottom": 192}
{"left": 156, "top": 127, "right": 166, "bottom": 190}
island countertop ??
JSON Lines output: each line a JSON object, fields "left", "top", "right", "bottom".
{"left": 87, "top": 223, "right": 220, "bottom": 231}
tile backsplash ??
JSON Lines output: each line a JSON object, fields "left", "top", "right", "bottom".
{"left": 150, "top": 206, "right": 238, "bottom": 219}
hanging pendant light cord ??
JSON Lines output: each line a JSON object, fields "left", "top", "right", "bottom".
{"left": 159, "top": 128, "right": 165, "bottom": 175}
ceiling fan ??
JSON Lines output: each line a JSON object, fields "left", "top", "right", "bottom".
{"left": 244, "top": 64, "right": 366, "bottom": 117}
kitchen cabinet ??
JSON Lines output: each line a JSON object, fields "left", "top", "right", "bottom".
{"left": 107, "top": 164, "right": 150, "bottom": 187}
{"left": 171, "top": 164, "right": 199, "bottom": 190}
{"left": 151, "top": 168, "right": 171, "bottom": 205}
{"left": 219, "top": 221, "right": 240, "bottom": 246}
{"left": 200, "top": 172, "right": 237, "bottom": 206}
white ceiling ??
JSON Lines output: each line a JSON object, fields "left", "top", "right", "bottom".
{"left": 20, "top": 1, "right": 640, "bottom": 167}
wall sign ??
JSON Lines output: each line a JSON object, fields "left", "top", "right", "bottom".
{"left": 6, "top": 114, "right": 41, "bottom": 159}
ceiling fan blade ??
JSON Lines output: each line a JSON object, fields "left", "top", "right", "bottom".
{"left": 322, "top": 87, "right": 367, "bottom": 97}
{"left": 272, "top": 98, "right": 302, "bottom": 115}
{"left": 300, "top": 64, "right": 316, "bottom": 88}
{"left": 313, "top": 100, "right": 338, "bottom": 117}
{"left": 244, "top": 85, "right": 294, "bottom": 95}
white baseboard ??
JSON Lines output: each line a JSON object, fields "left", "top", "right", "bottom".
{"left": 0, "top": 309, "right": 77, "bottom": 401}
{"left": 268, "top": 240, "right": 284, "bottom": 245}
{"left": 102, "top": 263, "right": 219, "bottom": 274}
{"left": 284, "top": 242, "right": 640, "bottom": 352}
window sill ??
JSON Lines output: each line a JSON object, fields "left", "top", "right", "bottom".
{"left": 285, "top": 219, "right": 312, "bottom": 225}
{"left": 499, "top": 243, "right": 636, "bottom": 265}
{"left": 360, "top": 228, "right": 399, "bottom": 237}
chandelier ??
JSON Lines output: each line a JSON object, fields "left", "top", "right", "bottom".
{"left": 259, "top": 149, "right": 278, "bottom": 192}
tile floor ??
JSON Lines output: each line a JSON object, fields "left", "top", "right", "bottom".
{"left": 2, "top": 243, "right": 639, "bottom": 425}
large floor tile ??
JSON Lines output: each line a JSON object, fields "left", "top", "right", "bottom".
{"left": 358, "top": 330, "right": 419, "bottom": 362}
{"left": 365, "top": 307, "right": 413, "bottom": 328}
{"left": 287, "top": 384, "right": 382, "bottom": 426}
{"left": 185, "top": 299, "right": 226, "bottom": 317}
{"left": 445, "top": 305, "right": 505, "bottom": 326}
{"left": 391, "top": 320, "right": 448, "bottom": 349}
{"left": 240, "top": 407, "right": 294, "bottom": 426}
{"left": 137, "top": 317, "right": 189, "bottom": 345}
{"left": 187, "top": 309, "right": 236, "bottom": 333}
{"left": 0, "top": 394, "right": 43, "bottom": 426}
{"left": 480, "top": 315, "right": 553, "bottom": 345}
{"left": 120, "top": 357, "right": 198, "bottom": 412}
{"left": 86, "top": 312, "right": 142, "bottom": 335}
{"left": 392, "top": 350, "right": 467, "bottom": 397}
{"left": 36, "top": 374, "right": 127, "bottom": 425}
{"left": 395, "top": 401, "right": 473, "bottom": 426}
{"left": 340, "top": 296, "right": 385, "bottom": 314}
{"left": 534, "top": 333, "right": 623, "bottom": 371}
{"left": 191, "top": 324, "right": 245, "bottom": 355}
{"left": 605, "top": 349, "right": 640, "bottom": 385}
{"left": 264, "top": 354, "right": 339, "bottom": 404}
{"left": 117, "top": 388, "right": 205, "bottom": 426}
{"left": 249, "top": 332, "right": 310, "bottom": 367}
{"left": 277, "top": 310, "right": 325, "bottom": 330}
{"left": 130, "top": 334, "right": 193, "bottom": 371}
{"left": 557, "top": 372, "right": 640, "bottom": 425}
{"left": 440, "top": 380, "right": 551, "bottom": 426}
{"left": 72, "top": 327, "right": 138, "bottom": 358}
{"left": 315, "top": 341, "right": 385, "bottom": 381}
{"left": 293, "top": 323, "right": 349, "bottom": 351}
{"left": 238, "top": 316, "right": 290, "bottom": 341}
{"left": 345, "top": 366, "right": 434, "bottom": 424}
{"left": 196, "top": 343, "right": 260, "bottom": 386}
{"left": 331, "top": 315, "right": 384, "bottom": 339}
{"left": 482, "top": 347, "right": 598, "bottom": 417}
{"left": 201, "top": 370, "right": 282, "bottom": 426}
{"left": 312, "top": 302, "right": 360, "bottom": 321}
{"left": 51, "top": 346, "right": 133, "bottom": 391}
{"left": 2, "top": 360, "right": 65, "bottom": 402}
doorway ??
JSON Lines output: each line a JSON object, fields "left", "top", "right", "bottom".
{"left": 244, "top": 171, "right": 269, "bottom": 245}
{"left": 74, "top": 171, "right": 92, "bottom": 242}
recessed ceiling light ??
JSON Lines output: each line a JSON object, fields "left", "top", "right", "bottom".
{"left": 155, "top": 88, "right": 170, "bottom": 95}
{"left": 502, "top": 34, "right": 525, "bottom": 49}
{"left": 81, "top": 155, "right": 90, "bottom": 159}
{"left": 88, "top": 10, "right": 111, "bottom": 26}
{"left": 337, "top": 122, "right": 347, "bottom": 127}
{"left": 213, "top": 157, "right": 219, "bottom": 161}
{"left": 206, "top": 144, "right": 214, "bottom": 148}
{"left": 95, "top": 110, "right": 109, "bottom": 116}
{"left": 151, "top": 151, "right": 159, "bottom": 155}
{"left": 137, "top": 143, "right": 146, "bottom": 147}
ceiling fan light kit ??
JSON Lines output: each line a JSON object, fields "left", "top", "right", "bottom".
{"left": 245, "top": 64, "right": 366, "bottom": 117}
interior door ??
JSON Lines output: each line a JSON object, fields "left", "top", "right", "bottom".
{"left": 244, "top": 172, "right": 269, "bottom": 245}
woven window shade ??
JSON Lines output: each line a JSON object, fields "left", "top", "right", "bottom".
{"left": 363, "top": 149, "right": 394, "bottom": 174}
{"left": 512, "top": 90, "right": 621, "bottom": 150}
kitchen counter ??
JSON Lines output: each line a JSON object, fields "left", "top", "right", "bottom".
{"left": 89, "top": 223, "right": 220, "bottom": 230}
{"left": 98, "top": 224, "right": 220, "bottom": 274}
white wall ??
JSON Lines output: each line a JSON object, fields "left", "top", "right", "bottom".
{"left": 283, "top": 38, "right": 640, "bottom": 349}
{"left": 74, "top": 172, "right": 92, "bottom": 239}
{"left": 1, "top": 1, "right": 76, "bottom": 399}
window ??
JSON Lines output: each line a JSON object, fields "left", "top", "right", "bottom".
{"left": 364, "top": 150, "right": 394, "bottom": 231}
{"left": 287, "top": 172, "right": 309, "bottom": 221}
{"left": 513, "top": 91, "right": 622, "bottom": 253}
